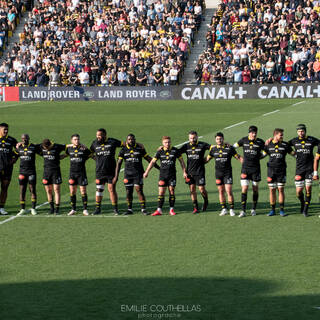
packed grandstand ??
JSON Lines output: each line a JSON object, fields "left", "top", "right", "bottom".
{"left": 0, "top": 0, "right": 320, "bottom": 86}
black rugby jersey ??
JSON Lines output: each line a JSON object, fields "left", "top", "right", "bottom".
{"left": 264, "top": 140, "right": 293, "bottom": 169}
{"left": 15, "top": 143, "right": 41, "bottom": 174}
{"left": 179, "top": 141, "right": 210, "bottom": 175}
{"left": 90, "top": 138, "right": 122, "bottom": 175}
{"left": 40, "top": 144, "right": 66, "bottom": 171}
{"left": 0, "top": 135, "right": 17, "bottom": 170}
{"left": 234, "top": 137, "right": 265, "bottom": 168}
{"left": 208, "top": 144, "right": 238, "bottom": 172}
{"left": 154, "top": 147, "right": 181, "bottom": 177}
{"left": 118, "top": 144, "right": 148, "bottom": 177}
{"left": 66, "top": 146, "right": 91, "bottom": 173}
{"left": 289, "top": 136, "right": 319, "bottom": 172}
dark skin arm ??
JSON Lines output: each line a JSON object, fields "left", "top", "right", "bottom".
{"left": 112, "top": 158, "right": 123, "bottom": 184}
{"left": 144, "top": 155, "right": 160, "bottom": 170}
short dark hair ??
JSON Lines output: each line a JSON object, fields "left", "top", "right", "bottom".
{"left": 296, "top": 124, "right": 306, "bottom": 131}
{"left": 215, "top": 132, "right": 224, "bottom": 138}
{"left": 188, "top": 130, "right": 198, "bottom": 136}
{"left": 0, "top": 122, "right": 8, "bottom": 128}
{"left": 248, "top": 125, "right": 258, "bottom": 133}
{"left": 71, "top": 134, "right": 80, "bottom": 139}
{"left": 273, "top": 128, "right": 284, "bottom": 135}
{"left": 97, "top": 128, "right": 107, "bottom": 136}
{"left": 127, "top": 133, "right": 135, "bottom": 139}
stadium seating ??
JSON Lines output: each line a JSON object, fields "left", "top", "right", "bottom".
{"left": 1, "top": 0, "right": 205, "bottom": 86}
{"left": 194, "top": 0, "right": 320, "bottom": 84}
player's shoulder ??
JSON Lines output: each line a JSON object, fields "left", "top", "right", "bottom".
{"left": 256, "top": 137, "right": 265, "bottom": 144}
{"left": 7, "top": 135, "right": 17, "bottom": 143}
{"left": 307, "top": 135, "right": 319, "bottom": 142}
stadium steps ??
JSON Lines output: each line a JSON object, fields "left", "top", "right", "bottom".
{"left": 0, "top": 6, "right": 33, "bottom": 65}
{"left": 180, "top": 8, "right": 215, "bottom": 85}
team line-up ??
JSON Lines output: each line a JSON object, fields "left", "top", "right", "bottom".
{"left": 0, "top": 123, "right": 320, "bottom": 218}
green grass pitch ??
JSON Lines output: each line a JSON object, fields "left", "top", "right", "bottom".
{"left": 1, "top": 99, "right": 320, "bottom": 320}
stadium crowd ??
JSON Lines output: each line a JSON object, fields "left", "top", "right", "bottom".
{"left": 195, "top": 0, "right": 320, "bottom": 85}
{"left": 1, "top": 122, "right": 320, "bottom": 219}
{"left": 0, "top": 0, "right": 204, "bottom": 87}
{"left": 0, "top": 0, "right": 28, "bottom": 56}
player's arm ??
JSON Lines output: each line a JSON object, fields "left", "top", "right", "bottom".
{"left": 178, "top": 156, "right": 188, "bottom": 179}
{"left": 90, "top": 143, "right": 96, "bottom": 160}
{"left": 204, "top": 145, "right": 214, "bottom": 164}
{"left": 143, "top": 158, "right": 157, "bottom": 178}
{"left": 260, "top": 150, "right": 268, "bottom": 159}
{"left": 234, "top": 153, "right": 243, "bottom": 163}
{"left": 112, "top": 157, "right": 123, "bottom": 184}
{"left": 144, "top": 154, "right": 160, "bottom": 170}
{"left": 313, "top": 152, "right": 320, "bottom": 180}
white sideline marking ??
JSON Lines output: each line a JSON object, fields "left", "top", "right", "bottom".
{"left": 0, "top": 215, "right": 19, "bottom": 225}
{"left": 224, "top": 121, "right": 247, "bottom": 130}
{"left": 262, "top": 109, "right": 279, "bottom": 117}
{"left": 0, "top": 101, "right": 41, "bottom": 109}
{"left": 35, "top": 201, "right": 49, "bottom": 209}
{"left": 313, "top": 307, "right": 320, "bottom": 310}
{"left": 291, "top": 101, "right": 306, "bottom": 107}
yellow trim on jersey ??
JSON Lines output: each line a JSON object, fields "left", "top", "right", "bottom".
{"left": 152, "top": 157, "right": 158, "bottom": 161}
{"left": 261, "top": 151, "right": 267, "bottom": 156}
{"left": 143, "top": 153, "right": 149, "bottom": 158}
{"left": 118, "top": 156, "right": 123, "bottom": 160}
{"left": 317, "top": 153, "right": 320, "bottom": 157}
{"left": 233, "top": 143, "right": 239, "bottom": 148}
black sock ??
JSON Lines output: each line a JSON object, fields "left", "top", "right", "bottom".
{"left": 279, "top": 202, "right": 284, "bottom": 211}
{"left": 193, "top": 200, "right": 198, "bottom": 210}
{"left": 158, "top": 195, "right": 164, "bottom": 209}
{"left": 112, "top": 202, "right": 118, "bottom": 212}
{"left": 298, "top": 193, "right": 304, "bottom": 213}
{"left": 241, "top": 193, "right": 247, "bottom": 211}
{"left": 169, "top": 194, "right": 175, "bottom": 208}
{"left": 82, "top": 194, "right": 88, "bottom": 210}
{"left": 55, "top": 204, "right": 60, "bottom": 213}
{"left": 229, "top": 202, "right": 234, "bottom": 209}
{"left": 50, "top": 201, "right": 54, "bottom": 212}
{"left": 252, "top": 192, "right": 258, "bottom": 210}
{"left": 140, "top": 200, "right": 146, "bottom": 210}
{"left": 304, "top": 192, "right": 311, "bottom": 214}
{"left": 220, "top": 202, "right": 226, "bottom": 209}
{"left": 20, "top": 201, "right": 25, "bottom": 209}
{"left": 271, "top": 203, "right": 275, "bottom": 211}
{"left": 31, "top": 198, "right": 37, "bottom": 209}
{"left": 70, "top": 194, "right": 76, "bottom": 210}
{"left": 96, "top": 201, "right": 101, "bottom": 210}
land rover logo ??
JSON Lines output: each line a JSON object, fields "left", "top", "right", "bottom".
{"left": 159, "top": 90, "right": 171, "bottom": 98}
{"left": 83, "top": 91, "right": 94, "bottom": 98}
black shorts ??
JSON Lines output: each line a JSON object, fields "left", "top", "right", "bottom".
{"left": 241, "top": 167, "right": 261, "bottom": 182}
{"left": 185, "top": 174, "right": 206, "bottom": 186}
{"left": 295, "top": 169, "right": 313, "bottom": 182}
{"left": 96, "top": 176, "right": 114, "bottom": 185}
{"left": 124, "top": 175, "right": 143, "bottom": 187}
{"left": 43, "top": 170, "right": 62, "bottom": 185}
{"left": 69, "top": 172, "right": 88, "bottom": 186}
{"left": 267, "top": 167, "right": 286, "bottom": 184}
{"left": 159, "top": 175, "right": 176, "bottom": 187}
{"left": 0, "top": 166, "right": 13, "bottom": 181}
{"left": 215, "top": 172, "right": 233, "bottom": 185}
{"left": 19, "top": 172, "right": 36, "bottom": 186}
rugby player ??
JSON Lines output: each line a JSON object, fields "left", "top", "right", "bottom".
{"left": 205, "top": 132, "right": 242, "bottom": 217}
{"left": 66, "top": 134, "right": 92, "bottom": 216}
{"left": 289, "top": 124, "right": 319, "bottom": 217}
{"left": 0, "top": 123, "right": 17, "bottom": 215}
{"left": 113, "top": 134, "right": 157, "bottom": 215}
{"left": 264, "top": 129, "right": 295, "bottom": 216}
{"left": 90, "top": 129, "right": 123, "bottom": 215}
{"left": 179, "top": 131, "right": 210, "bottom": 214}
{"left": 143, "top": 136, "right": 187, "bottom": 216}
{"left": 15, "top": 134, "right": 41, "bottom": 215}
{"left": 313, "top": 144, "right": 320, "bottom": 218}
{"left": 40, "top": 139, "right": 67, "bottom": 214}
{"left": 233, "top": 126, "right": 266, "bottom": 218}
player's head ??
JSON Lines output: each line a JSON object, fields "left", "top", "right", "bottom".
{"left": 248, "top": 125, "right": 258, "bottom": 139}
{"left": 71, "top": 134, "right": 80, "bottom": 146}
{"left": 162, "top": 136, "right": 171, "bottom": 149}
{"left": 215, "top": 132, "right": 224, "bottom": 145}
{"left": 21, "top": 133, "right": 30, "bottom": 145}
{"left": 96, "top": 128, "right": 107, "bottom": 142}
{"left": 188, "top": 130, "right": 198, "bottom": 145}
{"left": 296, "top": 124, "right": 306, "bottom": 138}
{"left": 0, "top": 122, "right": 8, "bottom": 136}
{"left": 42, "top": 138, "right": 53, "bottom": 150}
{"left": 273, "top": 128, "right": 284, "bottom": 142}
{"left": 127, "top": 133, "right": 136, "bottom": 146}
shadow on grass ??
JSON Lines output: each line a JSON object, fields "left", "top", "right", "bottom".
{"left": 1, "top": 277, "right": 320, "bottom": 320}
